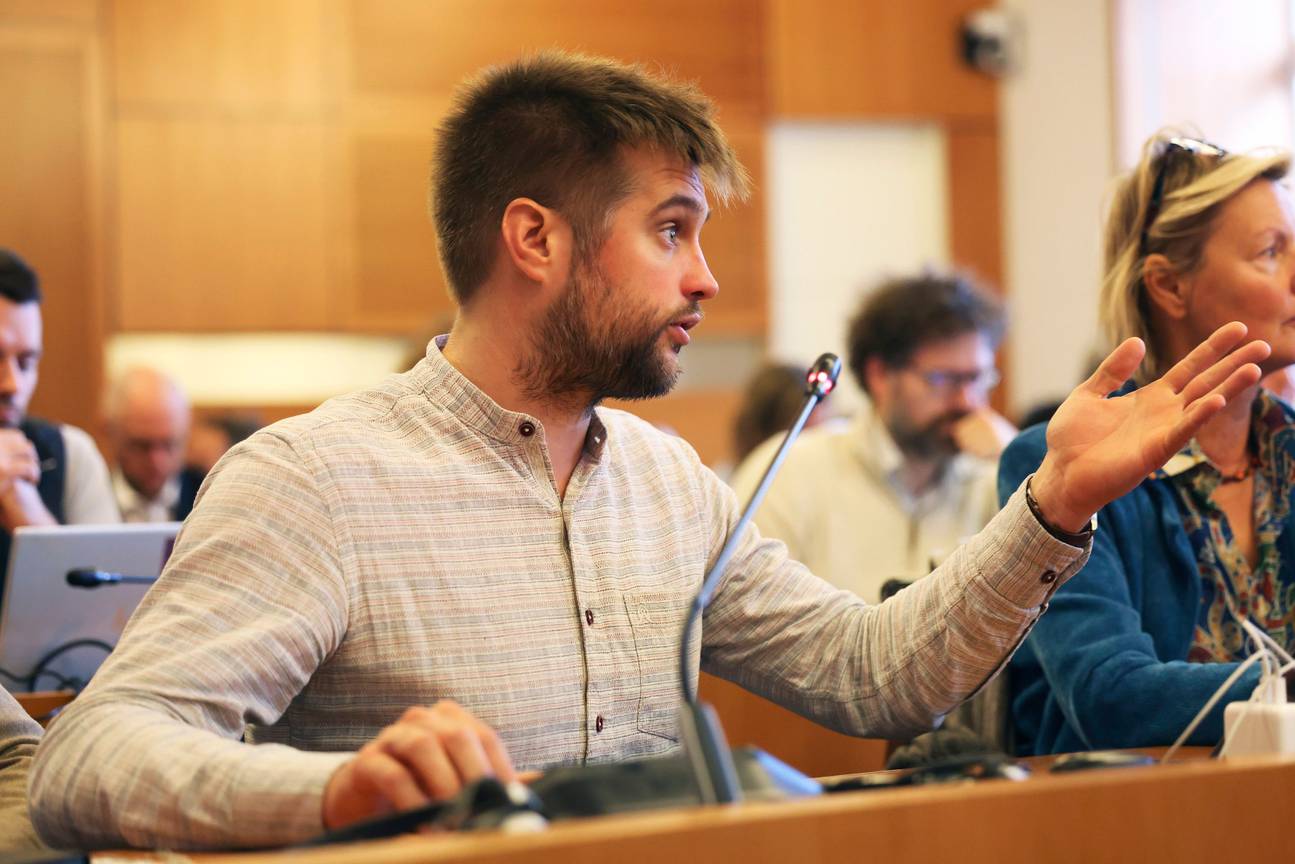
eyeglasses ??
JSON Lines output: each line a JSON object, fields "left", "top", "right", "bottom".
{"left": 907, "top": 366, "right": 1001, "bottom": 396}
{"left": 1140, "top": 137, "right": 1227, "bottom": 254}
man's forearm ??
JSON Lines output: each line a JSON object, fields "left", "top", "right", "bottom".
{"left": 30, "top": 695, "right": 350, "bottom": 850}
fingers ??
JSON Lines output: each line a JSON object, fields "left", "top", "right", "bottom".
{"left": 1159, "top": 321, "right": 1250, "bottom": 394}
{"left": 349, "top": 744, "right": 433, "bottom": 814}
{"left": 1082, "top": 337, "right": 1147, "bottom": 396}
{"left": 323, "top": 700, "right": 516, "bottom": 830}
{"left": 1178, "top": 340, "right": 1270, "bottom": 405}
{"left": 1162, "top": 362, "right": 1264, "bottom": 455}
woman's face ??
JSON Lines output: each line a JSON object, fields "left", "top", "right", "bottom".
{"left": 1182, "top": 179, "right": 1295, "bottom": 372}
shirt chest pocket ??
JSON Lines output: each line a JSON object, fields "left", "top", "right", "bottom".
{"left": 624, "top": 590, "right": 691, "bottom": 742}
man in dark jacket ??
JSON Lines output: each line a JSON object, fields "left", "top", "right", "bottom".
{"left": 0, "top": 251, "right": 117, "bottom": 596}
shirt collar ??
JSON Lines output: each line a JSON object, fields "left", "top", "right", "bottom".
{"left": 413, "top": 335, "right": 608, "bottom": 459}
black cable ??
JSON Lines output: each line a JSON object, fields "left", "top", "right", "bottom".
{"left": 6, "top": 638, "right": 114, "bottom": 692}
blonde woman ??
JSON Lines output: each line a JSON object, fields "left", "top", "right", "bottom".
{"left": 1000, "top": 134, "right": 1295, "bottom": 754}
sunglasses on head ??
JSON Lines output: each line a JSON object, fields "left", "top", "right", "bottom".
{"left": 1140, "top": 137, "right": 1227, "bottom": 254}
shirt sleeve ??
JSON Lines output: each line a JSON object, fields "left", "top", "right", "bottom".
{"left": 699, "top": 457, "right": 1090, "bottom": 741}
{"left": 28, "top": 430, "right": 353, "bottom": 850}
{"left": 0, "top": 688, "right": 45, "bottom": 852}
{"left": 58, "top": 424, "right": 121, "bottom": 525}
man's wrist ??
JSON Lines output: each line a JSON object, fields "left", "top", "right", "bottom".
{"left": 1025, "top": 473, "right": 1095, "bottom": 547}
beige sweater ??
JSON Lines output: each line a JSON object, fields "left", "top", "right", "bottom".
{"left": 0, "top": 687, "right": 44, "bottom": 852}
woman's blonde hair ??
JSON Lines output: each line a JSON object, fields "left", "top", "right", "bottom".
{"left": 1100, "top": 132, "right": 1289, "bottom": 381}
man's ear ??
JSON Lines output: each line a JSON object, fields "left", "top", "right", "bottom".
{"left": 1141, "top": 253, "right": 1189, "bottom": 321}
{"left": 863, "top": 356, "right": 892, "bottom": 403}
{"left": 500, "top": 198, "right": 570, "bottom": 285}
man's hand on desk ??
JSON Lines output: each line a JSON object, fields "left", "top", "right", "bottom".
{"left": 322, "top": 700, "right": 518, "bottom": 830}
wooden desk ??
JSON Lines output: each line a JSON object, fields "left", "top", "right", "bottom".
{"left": 13, "top": 689, "right": 75, "bottom": 727}
{"left": 183, "top": 753, "right": 1295, "bottom": 864}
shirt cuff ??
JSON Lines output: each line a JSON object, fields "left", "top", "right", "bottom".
{"left": 969, "top": 478, "right": 1092, "bottom": 610}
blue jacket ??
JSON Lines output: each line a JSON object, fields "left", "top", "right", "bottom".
{"left": 998, "top": 424, "right": 1280, "bottom": 755}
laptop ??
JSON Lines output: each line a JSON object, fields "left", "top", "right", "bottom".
{"left": 0, "top": 522, "right": 180, "bottom": 692}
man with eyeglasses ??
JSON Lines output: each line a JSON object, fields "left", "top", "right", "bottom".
{"left": 730, "top": 272, "right": 1015, "bottom": 602}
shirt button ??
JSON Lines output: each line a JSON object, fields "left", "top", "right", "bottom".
{"left": 519, "top": 421, "right": 535, "bottom": 437}
{"left": 595, "top": 715, "right": 604, "bottom": 733}
{"left": 1040, "top": 570, "right": 1058, "bottom": 584}
{"left": 585, "top": 608, "right": 595, "bottom": 626}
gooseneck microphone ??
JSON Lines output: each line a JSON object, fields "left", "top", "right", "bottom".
{"left": 677, "top": 352, "right": 842, "bottom": 803}
{"left": 66, "top": 569, "right": 159, "bottom": 588}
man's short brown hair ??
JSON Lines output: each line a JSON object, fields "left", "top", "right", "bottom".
{"left": 431, "top": 51, "right": 750, "bottom": 305}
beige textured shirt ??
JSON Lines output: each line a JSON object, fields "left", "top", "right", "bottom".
{"left": 1, "top": 687, "right": 44, "bottom": 853}
{"left": 730, "top": 402, "right": 999, "bottom": 602}
{"left": 30, "top": 338, "right": 1088, "bottom": 850}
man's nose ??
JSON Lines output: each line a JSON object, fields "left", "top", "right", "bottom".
{"left": 0, "top": 359, "right": 19, "bottom": 396}
{"left": 685, "top": 246, "right": 719, "bottom": 302}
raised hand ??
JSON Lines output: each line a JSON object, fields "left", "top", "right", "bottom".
{"left": 1031, "top": 322, "right": 1269, "bottom": 532}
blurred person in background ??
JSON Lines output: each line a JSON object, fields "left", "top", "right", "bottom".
{"left": 105, "top": 367, "right": 204, "bottom": 523}
{"left": 1000, "top": 135, "right": 1295, "bottom": 754}
{"left": 0, "top": 250, "right": 116, "bottom": 592}
{"left": 730, "top": 272, "right": 1015, "bottom": 601}
{"left": 731, "top": 362, "right": 833, "bottom": 467}
{"left": 185, "top": 413, "right": 262, "bottom": 476}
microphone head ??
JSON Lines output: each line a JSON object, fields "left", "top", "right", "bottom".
{"left": 804, "top": 353, "right": 842, "bottom": 398}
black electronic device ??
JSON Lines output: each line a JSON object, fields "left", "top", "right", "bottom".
{"left": 1049, "top": 751, "right": 1156, "bottom": 773}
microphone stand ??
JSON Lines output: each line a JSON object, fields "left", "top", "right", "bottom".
{"left": 678, "top": 353, "right": 842, "bottom": 803}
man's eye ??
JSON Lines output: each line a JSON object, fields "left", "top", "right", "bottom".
{"left": 662, "top": 224, "right": 679, "bottom": 244}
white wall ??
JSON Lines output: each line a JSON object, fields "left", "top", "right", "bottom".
{"left": 1001, "top": 0, "right": 1114, "bottom": 416}
{"left": 766, "top": 123, "right": 949, "bottom": 413}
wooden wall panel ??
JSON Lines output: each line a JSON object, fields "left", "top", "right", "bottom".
{"left": 114, "top": 116, "right": 336, "bottom": 331}
{"left": 695, "top": 119, "right": 767, "bottom": 337}
{"left": 767, "top": 0, "right": 997, "bottom": 121}
{"left": 0, "top": 23, "right": 105, "bottom": 436}
{"left": 340, "top": 0, "right": 768, "bottom": 338}
{"left": 947, "top": 123, "right": 1002, "bottom": 291}
{"left": 606, "top": 389, "right": 744, "bottom": 468}
{"left": 947, "top": 123, "right": 1007, "bottom": 413}
{"left": 343, "top": 132, "right": 450, "bottom": 332}
{"left": 347, "top": 0, "right": 765, "bottom": 114}
{"left": 112, "top": 0, "right": 330, "bottom": 108}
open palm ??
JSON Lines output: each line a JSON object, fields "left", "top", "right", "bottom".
{"left": 1033, "top": 322, "right": 1269, "bottom": 531}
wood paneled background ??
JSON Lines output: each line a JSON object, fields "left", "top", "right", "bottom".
{"left": 0, "top": 0, "right": 999, "bottom": 466}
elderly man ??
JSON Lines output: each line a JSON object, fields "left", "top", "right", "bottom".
{"left": 105, "top": 367, "right": 202, "bottom": 523}
{"left": 31, "top": 53, "right": 1269, "bottom": 850}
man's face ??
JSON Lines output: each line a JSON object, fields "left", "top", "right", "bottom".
{"left": 0, "top": 298, "right": 42, "bottom": 429}
{"left": 112, "top": 398, "right": 189, "bottom": 500}
{"left": 522, "top": 148, "right": 719, "bottom": 405}
{"left": 873, "top": 331, "right": 998, "bottom": 460}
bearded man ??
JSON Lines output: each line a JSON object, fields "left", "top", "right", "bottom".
{"left": 31, "top": 52, "right": 1271, "bottom": 851}
{"left": 731, "top": 272, "right": 1017, "bottom": 601}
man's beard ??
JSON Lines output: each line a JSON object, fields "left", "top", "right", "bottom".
{"left": 517, "top": 264, "right": 697, "bottom": 408}
{"left": 885, "top": 409, "right": 967, "bottom": 461}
